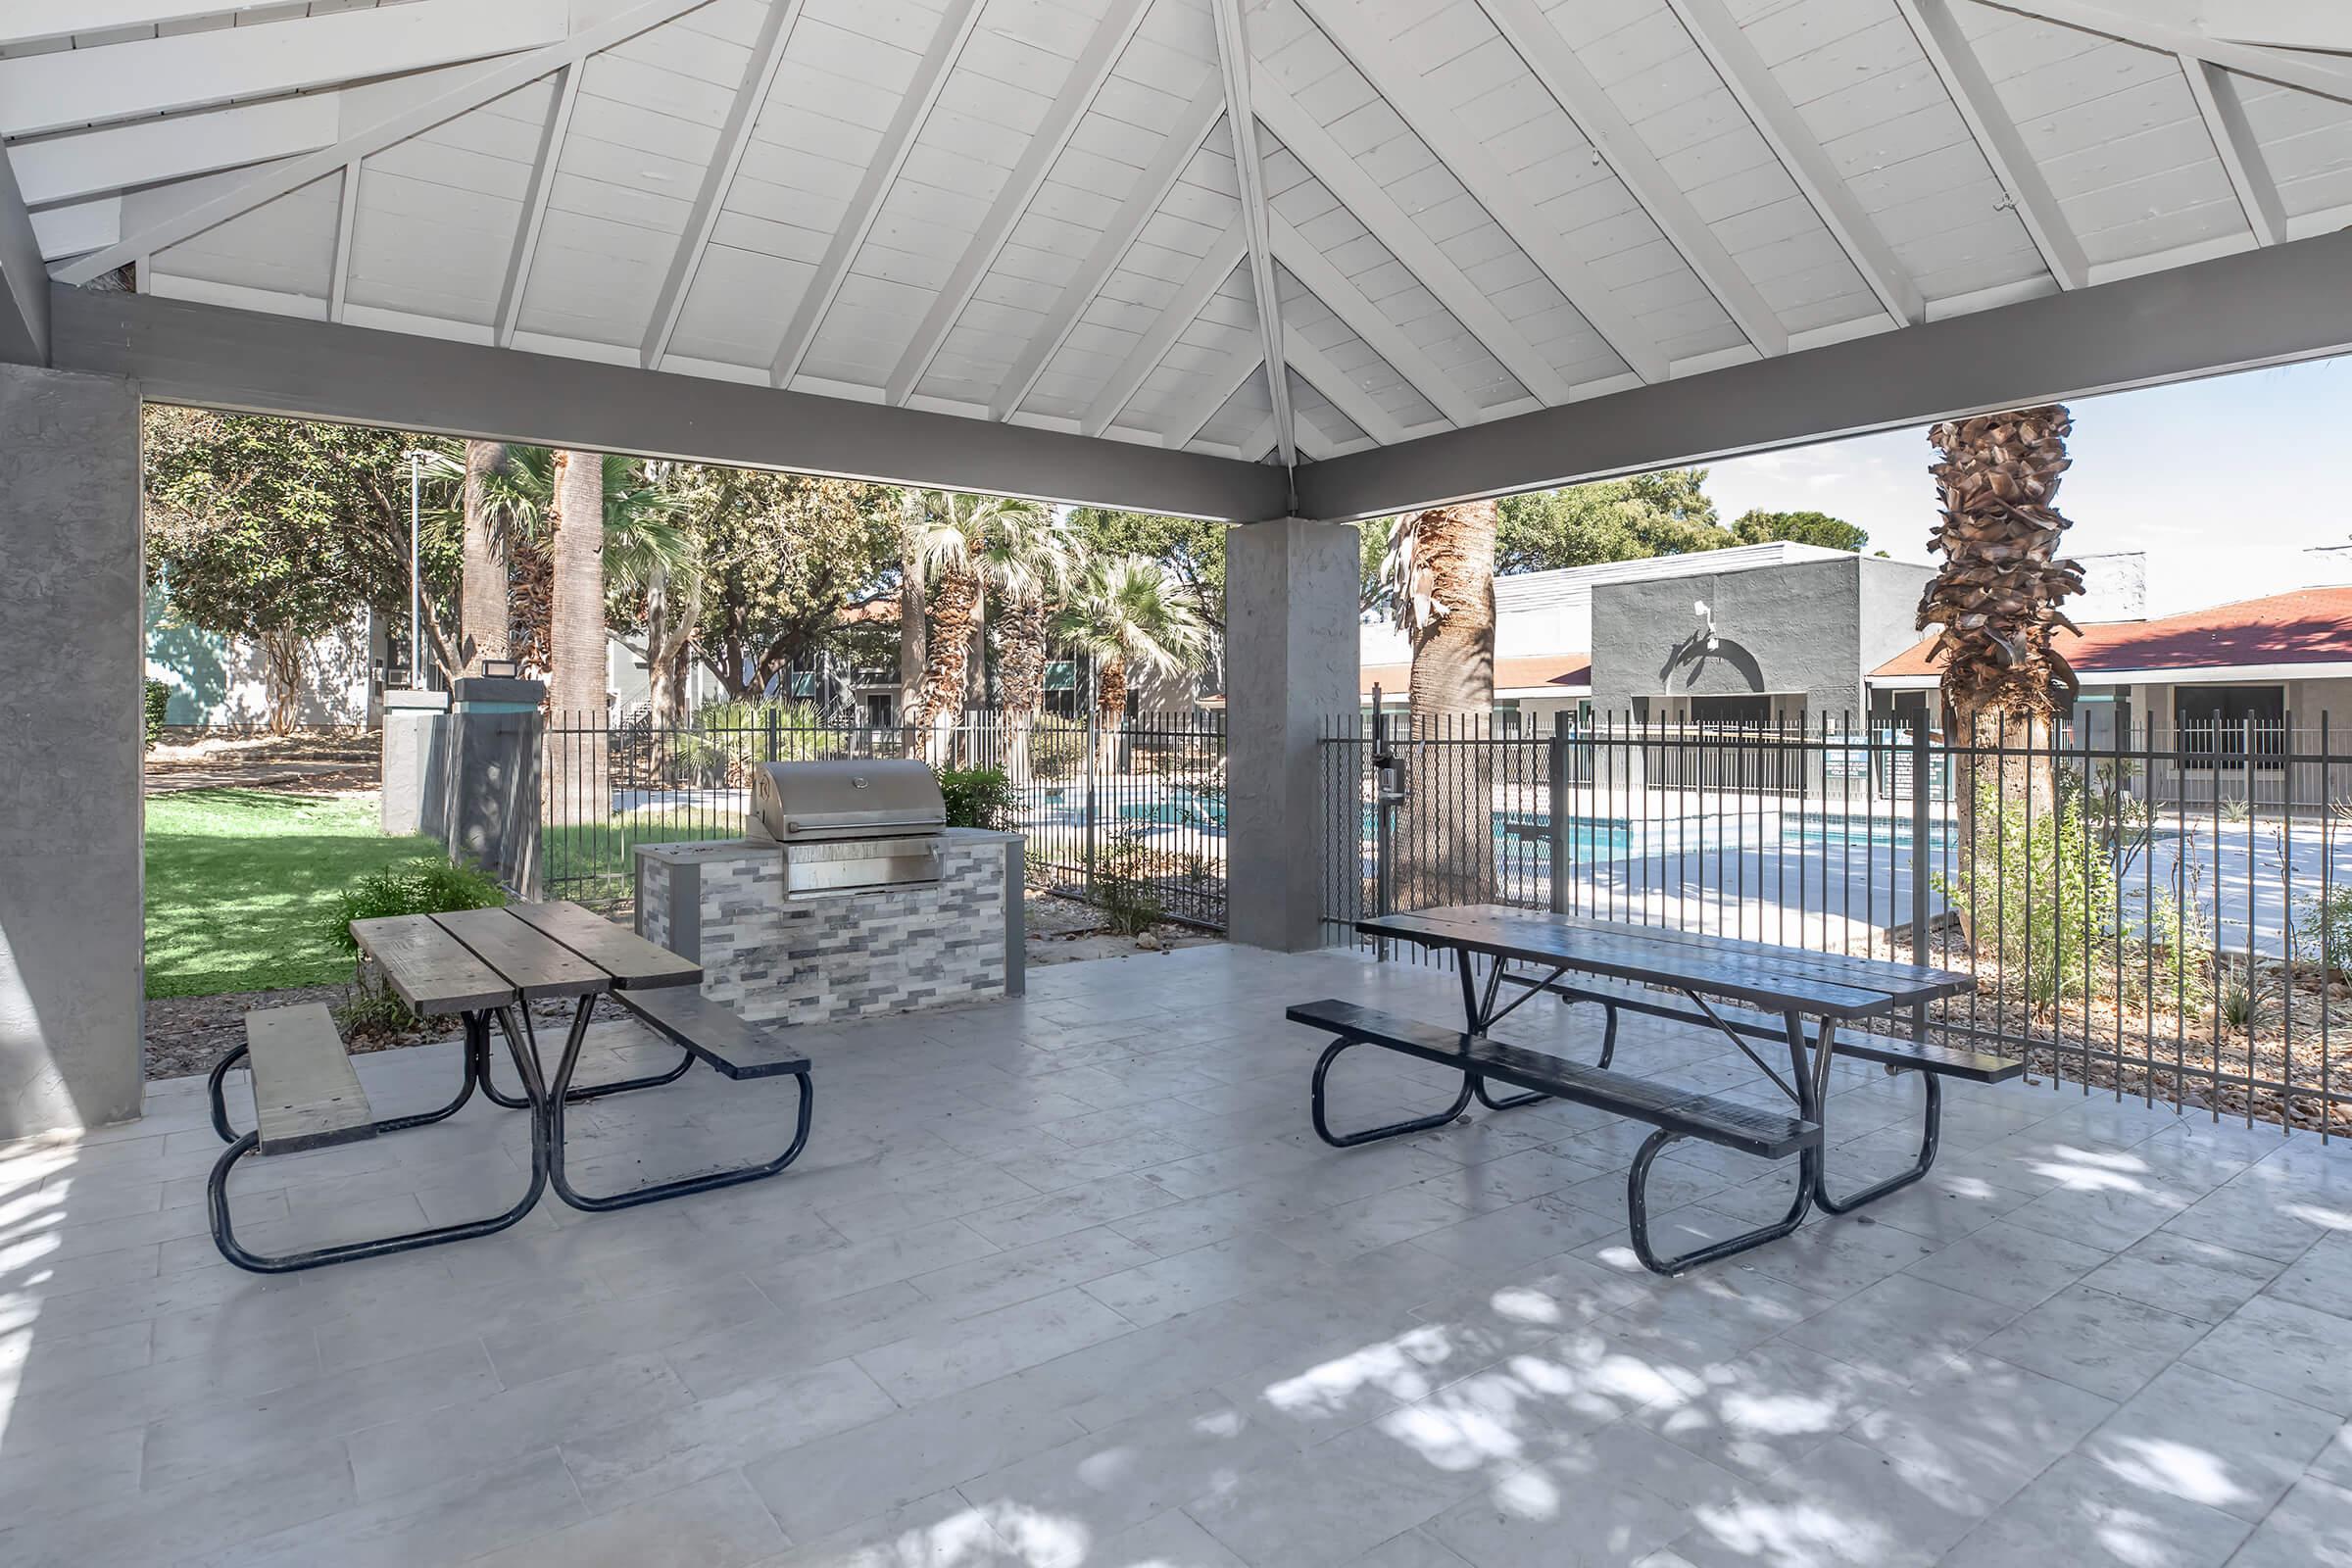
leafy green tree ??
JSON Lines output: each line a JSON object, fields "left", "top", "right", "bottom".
{"left": 144, "top": 409, "right": 461, "bottom": 729}
{"left": 1731, "top": 508, "right": 1869, "bottom": 552}
{"left": 1494, "top": 468, "right": 1732, "bottom": 573}
{"left": 694, "top": 473, "right": 897, "bottom": 702}
{"left": 1069, "top": 509, "right": 1227, "bottom": 630}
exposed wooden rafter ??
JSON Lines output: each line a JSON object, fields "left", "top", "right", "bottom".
{"left": 988, "top": 77, "right": 1227, "bottom": 424}
{"left": 1987, "top": 1, "right": 2352, "bottom": 104}
{"left": 767, "top": 0, "right": 984, "bottom": 388}
{"left": 2190, "top": 1, "right": 2352, "bottom": 54}
{"left": 1286, "top": 330, "right": 1409, "bottom": 447}
{"left": 326, "top": 162, "right": 358, "bottom": 323}
{"left": 2183, "top": 58, "right": 2287, "bottom": 245}
{"left": 496, "top": 65, "right": 582, "bottom": 348}
{"left": 883, "top": 0, "right": 1154, "bottom": 408}
{"left": 1078, "top": 218, "right": 1249, "bottom": 439}
{"left": 1894, "top": 0, "right": 2089, "bottom": 291}
{"left": 1290, "top": 0, "right": 1668, "bottom": 384}
{"left": 2, "top": 3, "right": 290, "bottom": 51}
{"left": 51, "top": 0, "right": 718, "bottom": 288}
{"left": 1663, "top": 0, "right": 1923, "bottom": 327}
{"left": 1209, "top": 0, "right": 1296, "bottom": 468}
{"left": 641, "top": 0, "right": 803, "bottom": 368}
{"left": 1476, "top": 0, "right": 1787, "bottom": 358}
{"left": 0, "top": 0, "right": 565, "bottom": 140}
{"left": 1164, "top": 352, "right": 1265, "bottom": 451}
{"left": 7, "top": 96, "right": 344, "bottom": 209}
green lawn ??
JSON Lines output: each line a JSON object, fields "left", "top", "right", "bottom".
{"left": 145, "top": 789, "right": 443, "bottom": 998}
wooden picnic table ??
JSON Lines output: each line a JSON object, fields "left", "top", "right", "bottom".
{"left": 1287, "top": 905, "right": 2007, "bottom": 1274}
{"left": 206, "top": 901, "right": 817, "bottom": 1275}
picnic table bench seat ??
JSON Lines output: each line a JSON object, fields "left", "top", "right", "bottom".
{"left": 612, "top": 986, "right": 813, "bottom": 1082}
{"left": 1286, "top": 1000, "right": 1819, "bottom": 1159}
{"left": 241, "top": 1004, "right": 375, "bottom": 1155}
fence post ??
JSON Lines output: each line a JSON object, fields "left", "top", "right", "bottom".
{"left": 1547, "top": 712, "right": 1570, "bottom": 916}
{"left": 1910, "top": 723, "right": 1932, "bottom": 1040}
{"left": 1083, "top": 707, "right": 1099, "bottom": 901}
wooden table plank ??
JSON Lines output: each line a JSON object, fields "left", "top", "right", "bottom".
{"left": 247, "top": 1004, "right": 375, "bottom": 1154}
{"left": 1358, "top": 908, "right": 1915, "bottom": 1018}
{"left": 508, "top": 901, "right": 701, "bottom": 990}
{"left": 351, "top": 913, "right": 517, "bottom": 1016}
{"left": 432, "top": 907, "right": 608, "bottom": 1000}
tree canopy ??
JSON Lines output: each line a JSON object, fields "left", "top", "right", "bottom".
{"left": 1730, "top": 508, "right": 1869, "bottom": 553}
{"left": 1069, "top": 508, "right": 1227, "bottom": 630}
{"left": 691, "top": 470, "right": 897, "bottom": 697}
{"left": 1494, "top": 468, "right": 1731, "bottom": 572}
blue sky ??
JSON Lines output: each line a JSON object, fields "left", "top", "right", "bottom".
{"left": 1703, "top": 353, "right": 2352, "bottom": 618}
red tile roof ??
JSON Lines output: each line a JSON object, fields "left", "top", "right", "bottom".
{"left": 1873, "top": 586, "right": 2352, "bottom": 679}
{"left": 1361, "top": 655, "right": 1592, "bottom": 697}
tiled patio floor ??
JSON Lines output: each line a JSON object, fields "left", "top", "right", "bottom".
{"left": 4, "top": 943, "right": 2349, "bottom": 1567}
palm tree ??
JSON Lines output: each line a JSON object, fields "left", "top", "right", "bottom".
{"left": 1382, "top": 501, "right": 1499, "bottom": 909}
{"left": 1918, "top": 408, "right": 2086, "bottom": 868}
{"left": 547, "top": 450, "right": 607, "bottom": 824}
{"left": 1054, "top": 554, "right": 1209, "bottom": 724}
{"left": 906, "top": 490, "right": 1054, "bottom": 762}
{"left": 991, "top": 506, "right": 1080, "bottom": 782}
{"left": 459, "top": 440, "right": 510, "bottom": 673}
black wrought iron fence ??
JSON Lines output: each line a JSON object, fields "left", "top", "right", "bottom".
{"left": 1321, "top": 707, "right": 2352, "bottom": 1135}
{"left": 542, "top": 708, "right": 1228, "bottom": 930}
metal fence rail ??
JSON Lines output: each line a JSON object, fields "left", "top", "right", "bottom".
{"left": 1321, "top": 707, "right": 2352, "bottom": 1135}
{"left": 542, "top": 709, "right": 1228, "bottom": 929}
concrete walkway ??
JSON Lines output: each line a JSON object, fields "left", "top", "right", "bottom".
{"left": 2, "top": 944, "right": 2347, "bottom": 1566}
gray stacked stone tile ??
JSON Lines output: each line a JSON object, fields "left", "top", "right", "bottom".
{"left": 635, "top": 828, "right": 1021, "bottom": 1027}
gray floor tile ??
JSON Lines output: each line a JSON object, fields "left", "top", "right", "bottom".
{"left": 2181, "top": 1296, "right": 2352, "bottom": 1414}
{"left": 1939, "top": 1450, "right": 2251, "bottom": 1568}
{"left": 2221, "top": 1475, "right": 2352, "bottom": 1568}
{"left": 2083, "top": 1362, "right": 2341, "bottom": 1523}
{"left": 1977, "top": 1283, "right": 2211, "bottom": 1400}
{"left": 2072, "top": 1233, "right": 2283, "bottom": 1324}
{"left": 1899, "top": 1216, "right": 2113, "bottom": 1309}
{"left": 1424, "top": 1422, "right": 1740, "bottom": 1568}
{"left": 467, "top": 1469, "right": 786, "bottom": 1568}
{"left": 1182, "top": 1414, "right": 1493, "bottom": 1568}
{"left": 2266, "top": 1232, "right": 2352, "bottom": 1323}
{"left": 855, "top": 1285, "right": 1138, "bottom": 1405}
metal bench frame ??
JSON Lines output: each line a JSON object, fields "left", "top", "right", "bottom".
{"left": 1295, "top": 992, "right": 1824, "bottom": 1275}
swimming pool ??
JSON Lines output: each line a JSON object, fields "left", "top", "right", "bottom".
{"left": 1359, "top": 808, "right": 1633, "bottom": 860}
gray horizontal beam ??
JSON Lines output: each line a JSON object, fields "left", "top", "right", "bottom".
{"left": 49, "top": 284, "right": 1290, "bottom": 520}
{"left": 1296, "top": 227, "right": 2352, "bottom": 521}
{"left": 0, "top": 152, "right": 48, "bottom": 367}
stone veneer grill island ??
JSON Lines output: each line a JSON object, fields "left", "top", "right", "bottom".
{"left": 634, "top": 829, "right": 1023, "bottom": 1027}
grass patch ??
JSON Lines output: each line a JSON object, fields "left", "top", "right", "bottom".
{"left": 145, "top": 789, "right": 447, "bottom": 998}
{"left": 540, "top": 812, "right": 731, "bottom": 906}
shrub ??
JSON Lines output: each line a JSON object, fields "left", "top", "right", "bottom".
{"left": 1096, "top": 833, "right": 1164, "bottom": 935}
{"left": 143, "top": 679, "right": 172, "bottom": 748}
{"left": 1027, "top": 716, "right": 1086, "bottom": 782}
{"left": 324, "top": 857, "right": 504, "bottom": 956}
{"left": 675, "top": 698, "right": 830, "bottom": 786}
{"left": 937, "top": 764, "right": 1015, "bottom": 830}
{"left": 2294, "top": 885, "right": 2352, "bottom": 975}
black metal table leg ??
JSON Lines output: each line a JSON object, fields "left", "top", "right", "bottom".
{"left": 1627, "top": 1129, "right": 1816, "bottom": 1275}
{"left": 207, "top": 1012, "right": 550, "bottom": 1274}
{"left": 1814, "top": 1065, "right": 1941, "bottom": 1213}
{"left": 536, "top": 996, "right": 814, "bottom": 1210}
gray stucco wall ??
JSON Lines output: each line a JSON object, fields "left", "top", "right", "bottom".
{"left": 0, "top": 362, "right": 144, "bottom": 1137}
{"left": 1225, "top": 516, "right": 1358, "bottom": 952}
{"left": 1591, "top": 556, "right": 1934, "bottom": 726}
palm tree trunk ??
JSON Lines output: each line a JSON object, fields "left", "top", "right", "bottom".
{"left": 460, "top": 440, "right": 509, "bottom": 673}
{"left": 1000, "top": 596, "right": 1048, "bottom": 785}
{"left": 549, "top": 450, "right": 608, "bottom": 825}
{"left": 1402, "top": 500, "right": 1498, "bottom": 911}
{"left": 916, "top": 564, "right": 977, "bottom": 765}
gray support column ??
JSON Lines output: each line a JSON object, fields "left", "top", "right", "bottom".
{"left": 0, "top": 363, "right": 144, "bottom": 1136}
{"left": 1225, "top": 515, "right": 1358, "bottom": 952}
{"left": 0, "top": 149, "right": 47, "bottom": 367}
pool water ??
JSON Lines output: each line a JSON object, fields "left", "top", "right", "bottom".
{"left": 1360, "top": 808, "right": 1633, "bottom": 860}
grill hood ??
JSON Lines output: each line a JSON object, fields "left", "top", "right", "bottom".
{"left": 747, "top": 760, "right": 946, "bottom": 843}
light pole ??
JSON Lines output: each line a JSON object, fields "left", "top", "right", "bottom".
{"left": 407, "top": 449, "right": 429, "bottom": 688}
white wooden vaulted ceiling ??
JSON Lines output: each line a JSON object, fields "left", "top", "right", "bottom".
{"left": 10, "top": 0, "right": 2352, "bottom": 467}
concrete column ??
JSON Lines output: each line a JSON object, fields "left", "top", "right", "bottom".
{"left": 0, "top": 362, "right": 144, "bottom": 1137}
{"left": 1225, "top": 515, "right": 1358, "bottom": 952}
{"left": 379, "top": 688, "right": 449, "bottom": 836}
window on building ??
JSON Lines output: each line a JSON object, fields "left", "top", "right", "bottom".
{"left": 2177, "top": 684, "right": 2283, "bottom": 770}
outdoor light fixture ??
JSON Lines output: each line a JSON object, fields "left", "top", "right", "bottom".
{"left": 1692, "top": 600, "right": 1721, "bottom": 652}
{"left": 480, "top": 659, "right": 520, "bottom": 678}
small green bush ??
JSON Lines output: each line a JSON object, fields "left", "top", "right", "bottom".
{"left": 937, "top": 764, "right": 1015, "bottom": 830}
{"left": 324, "top": 857, "right": 504, "bottom": 956}
{"left": 676, "top": 698, "right": 830, "bottom": 785}
{"left": 143, "top": 679, "right": 172, "bottom": 748}
{"left": 1027, "top": 716, "right": 1086, "bottom": 782}
{"left": 2295, "top": 885, "right": 2352, "bottom": 975}
{"left": 1096, "top": 833, "right": 1164, "bottom": 936}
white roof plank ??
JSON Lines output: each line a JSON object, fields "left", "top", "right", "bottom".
{"left": 1268, "top": 207, "right": 1472, "bottom": 427}
{"left": 1253, "top": 68, "right": 1569, "bottom": 405}
{"left": 991, "top": 78, "right": 1225, "bottom": 421}
{"left": 496, "top": 64, "right": 582, "bottom": 348}
{"left": 886, "top": 0, "right": 1156, "bottom": 408}
{"left": 641, "top": 0, "right": 803, "bottom": 368}
{"left": 769, "top": 0, "right": 986, "bottom": 387}
{"left": 1080, "top": 218, "right": 1246, "bottom": 436}
{"left": 1893, "top": 0, "right": 2087, "bottom": 289}
{"left": 1, "top": 2, "right": 290, "bottom": 51}
{"left": 0, "top": 0, "right": 566, "bottom": 140}
{"left": 1283, "top": 334, "right": 1397, "bottom": 442}
{"left": 52, "top": 0, "right": 721, "bottom": 287}
{"left": 1987, "top": 1, "right": 2352, "bottom": 105}
{"left": 2181, "top": 56, "right": 2287, "bottom": 245}
{"left": 1290, "top": 0, "right": 1669, "bottom": 383}
{"left": 1664, "top": 0, "right": 1921, "bottom": 326}
{"left": 1474, "top": 0, "right": 1788, "bottom": 357}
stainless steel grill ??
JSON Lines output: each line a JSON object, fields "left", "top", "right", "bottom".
{"left": 746, "top": 760, "right": 947, "bottom": 899}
